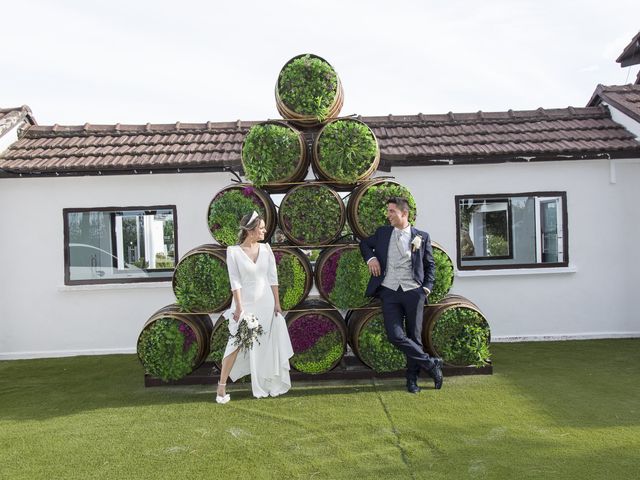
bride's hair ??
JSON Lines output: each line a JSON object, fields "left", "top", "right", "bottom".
{"left": 238, "top": 212, "right": 264, "bottom": 244}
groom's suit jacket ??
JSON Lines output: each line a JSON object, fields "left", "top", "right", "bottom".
{"left": 359, "top": 225, "right": 436, "bottom": 298}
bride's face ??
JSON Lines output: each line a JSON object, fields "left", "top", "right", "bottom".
{"left": 250, "top": 220, "right": 266, "bottom": 241}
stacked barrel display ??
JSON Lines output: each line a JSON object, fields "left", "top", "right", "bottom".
{"left": 137, "top": 54, "right": 491, "bottom": 382}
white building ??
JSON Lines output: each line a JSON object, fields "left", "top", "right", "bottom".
{"left": 4, "top": 31, "right": 640, "bottom": 360}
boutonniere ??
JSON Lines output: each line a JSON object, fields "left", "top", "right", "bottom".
{"left": 411, "top": 235, "right": 422, "bottom": 252}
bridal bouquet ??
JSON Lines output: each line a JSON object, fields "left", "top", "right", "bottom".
{"left": 232, "top": 313, "right": 264, "bottom": 352}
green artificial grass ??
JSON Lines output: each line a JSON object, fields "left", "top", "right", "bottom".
{"left": 1, "top": 339, "right": 639, "bottom": 479}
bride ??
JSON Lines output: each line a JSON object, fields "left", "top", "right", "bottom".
{"left": 216, "top": 211, "right": 294, "bottom": 403}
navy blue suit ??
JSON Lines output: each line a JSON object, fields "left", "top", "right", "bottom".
{"left": 359, "top": 225, "right": 437, "bottom": 378}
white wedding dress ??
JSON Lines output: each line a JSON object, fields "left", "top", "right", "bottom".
{"left": 222, "top": 243, "right": 294, "bottom": 398}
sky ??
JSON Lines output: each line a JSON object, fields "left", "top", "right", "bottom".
{"left": 3, "top": 0, "right": 639, "bottom": 126}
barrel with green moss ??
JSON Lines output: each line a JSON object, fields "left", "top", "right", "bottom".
{"left": 278, "top": 183, "right": 345, "bottom": 246}
{"left": 207, "top": 184, "right": 276, "bottom": 246}
{"left": 423, "top": 295, "right": 491, "bottom": 367}
{"left": 347, "top": 179, "right": 417, "bottom": 239}
{"left": 312, "top": 118, "right": 380, "bottom": 185}
{"left": 172, "top": 245, "right": 232, "bottom": 313}
{"left": 241, "top": 121, "right": 308, "bottom": 190}
{"left": 275, "top": 53, "right": 344, "bottom": 127}
{"left": 137, "top": 304, "right": 213, "bottom": 381}
{"left": 346, "top": 307, "right": 405, "bottom": 373}
{"left": 315, "top": 245, "right": 372, "bottom": 309}
{"left": 272, "top": 247, "right": 313, "bottom": 310}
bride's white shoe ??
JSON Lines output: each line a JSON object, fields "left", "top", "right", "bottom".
{"left": 216, "top": 382, "right": 230, "bottom": 404}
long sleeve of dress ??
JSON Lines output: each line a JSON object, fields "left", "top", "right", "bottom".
{"left": 265, "top": 243, "right": 279, "bottom": 286}
{"left": 226, "top": 246, "right": 242, "bottom": 291}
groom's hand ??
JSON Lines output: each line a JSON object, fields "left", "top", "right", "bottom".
{"left": 367, "top": 258, "right": 381, "bottom": 277}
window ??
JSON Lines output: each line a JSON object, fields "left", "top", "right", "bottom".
{"left": 63, "top": 206, "right": 178, "bottom": 285}
{"left": 455, "top": 192, "right": 567, "bottom": 270}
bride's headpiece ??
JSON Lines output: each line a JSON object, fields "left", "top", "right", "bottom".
{"left": 248, "top": 210, "right": 259, "bottom": 225}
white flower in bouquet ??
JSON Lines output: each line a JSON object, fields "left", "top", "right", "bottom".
{"left": 232, "top": 313, "right": 264, "bottom": 352}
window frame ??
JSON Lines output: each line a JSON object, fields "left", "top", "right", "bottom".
{"left": 455, "top": 192, "right": 569, "bottom": 271}
{"left": 63, "top": 205, "right": 179, "bottom": 285}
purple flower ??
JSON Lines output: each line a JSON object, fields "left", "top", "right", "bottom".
{"left": 321, "top": 249, "right": 342, "bottom": 294}
{"left": 241, "top": 186, "right": 255, "bottom": 197}
{"left": 274, "top": 251, "right": 284, "bottom": 265}
{"left": 179, "top": 322, "right": 197, "bottom": 352}
{"left": 288, "top": 314, "right": 337, "bottom": 353}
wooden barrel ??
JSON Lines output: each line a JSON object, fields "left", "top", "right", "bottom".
{"left": 275, "top": 53, "right": 344, "bottom": 128}
{"left": 285, "top": 299, "right": 347, "bottom": 374}
{"left": 172, "top": 244, "right": 232, "bottom": 313}
{"left": 422, "top": 295, "right": 491, "bottom": 367}
{"left": 346, "top": 306, "right": 406, "bottom": 373}
{"left": 137, "top": 303, "right": 213, "bottom": 381}
{"left": 240, "top": 120, "right": 309, "bottom": 192}
{"left": 278, "top": 183, "right": 346, "bottom": 246}
{"left": 311, "top": 118, "right": 380, "bottom": 186}
{"left": 314, "top": 244, "right": 373, "bottom": 309}
{"left": 346, "top": 179, "right": 417, "bottom": 240}
{"left": 207, "top": 183, "right": 277, "bottom": 246}
{"left": 429, "top": 241, "right": 455, "bottom": 304}
{"left": 271, "top": 246, "right": 313, "bottom": 310}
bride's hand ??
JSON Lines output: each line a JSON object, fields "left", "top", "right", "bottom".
{"left": 274, "top": 304, "right": 282, "bottom": 315}
{"left": 233, "top": 307, "right": 242, "bottom": 322}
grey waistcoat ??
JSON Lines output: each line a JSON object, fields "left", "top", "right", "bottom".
{"left": 382, "top": 232, "right": 420, "bottom": 291}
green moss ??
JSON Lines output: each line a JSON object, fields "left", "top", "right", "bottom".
{"left": 357, "top": 314, "right": 405, "bottom": 373}
{"left": 430, "top": 247, "right": 454, "bottom": 304}
{"left": 432, "top": 307, "right": 491, "bottom": 367}
{"left": 208, "top": 189, "right": 263, "bottom": 246}
{"left": 174, "top": 253, "right": 230, "bottom": 313}
{"left": 277, "top": 254, "right": 307, "bottom": 310}
{"left": 281, "top": 185, "right": 342, "bottom": 244}
{"left": 137, "top": 318, "right": 199, "bottom": 381}
{"left": 242, "top": 124, "right": 302, "bottom": 186}
{"left": 317, "top": 120, "right": 377, "bottom": 182}
{"left": 356, "top": 183, "right": 416, "bottom": 238}
{"left": 208, "top": 318, "right": 230, "bottom": 366}
{"left": 278, "top": 54, "right": 338, "bottom": 121}
{"left": 328, "top": 250, "right": 371, "bottom": 309}
{"left": 291, "top": 330, "right": 344, "bottom": 374}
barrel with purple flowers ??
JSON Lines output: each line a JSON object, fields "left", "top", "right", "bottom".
{"left": 285, "top": 300, "right": 347, "bottom": 374}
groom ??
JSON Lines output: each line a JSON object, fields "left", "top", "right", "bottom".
{"left": 359, "top": 197, "right": 443, "bottom": 393}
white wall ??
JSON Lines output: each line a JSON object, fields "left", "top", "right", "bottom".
{"left": 1, "top": 159, "right": 639, "bottom": 360}
{"left": 0, "top": 172, "right": 229, "bottom": 359}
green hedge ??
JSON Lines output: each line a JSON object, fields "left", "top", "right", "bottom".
{"left": 275, "top": 251, "right": 307, "bottom": 310}
{"left": 321, "top": 249, "right": 371, "bottom": 309}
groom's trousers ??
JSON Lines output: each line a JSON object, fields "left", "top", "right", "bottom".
{"left": 379, "top": 285, "right": 437, "bottom": 376}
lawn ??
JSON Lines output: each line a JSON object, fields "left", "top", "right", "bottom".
{"left": 1, "top": 339, "right": 639, "bottom": 479}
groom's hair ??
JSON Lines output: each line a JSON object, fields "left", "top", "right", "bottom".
{"left": 386, "top": 196, "right": 410, "bottom": 214}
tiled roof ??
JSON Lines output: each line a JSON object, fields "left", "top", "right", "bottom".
{"left": 617, "top": 31, "right": 640, "bottom": 67}
{"left": 0, "top": 106, "right": 36, "bottom": 140}
{"left": 588, "top": 84, "right": 640, "bottom": 123}
{"left": 1, "top": 106, "right": 639, "bottom": 177}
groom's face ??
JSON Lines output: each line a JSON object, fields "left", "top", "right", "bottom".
{"left": 387, "top": 203, "right": 408, "bottom": 228}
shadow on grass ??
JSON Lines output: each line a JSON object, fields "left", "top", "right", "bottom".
{"left": 0, "top": 354, "right": 404, "bottom": 421}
